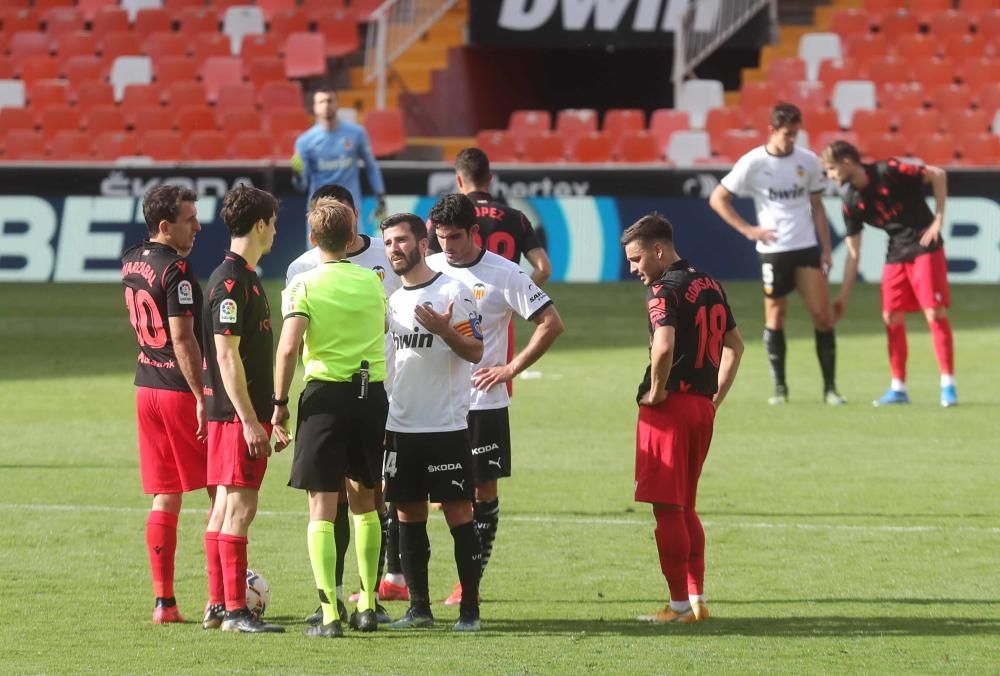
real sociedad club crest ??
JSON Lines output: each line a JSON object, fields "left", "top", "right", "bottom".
{"left": 372, "top": 265, "right": 385, "bottom": 281}
{"left": 472, "top": 283, "right": 486, "bottom": 300}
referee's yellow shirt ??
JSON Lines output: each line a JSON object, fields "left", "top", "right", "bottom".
{"left": 282, "top": 260, "right": 387, "bottom": 383}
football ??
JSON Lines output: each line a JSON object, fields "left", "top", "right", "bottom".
{"left": 245, "top": 569, "right": 271, "bottom": 619}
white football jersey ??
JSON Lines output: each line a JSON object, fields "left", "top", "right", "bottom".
{"left": 284, "top": 234, "right": 401, "bottom": 393}
{"left": 427, "top": 249, "right": 553, "bottom": 411}
{"left": 720, "top": 145, "right": 826, "bottom": 254}
{"left": 386, "top": 273, "right": 482, "bottom": 433}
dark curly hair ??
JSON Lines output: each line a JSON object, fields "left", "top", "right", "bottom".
{"left": 220, "top": 184, "right": 278, "bottom": 238}
{"left": 142, "top": 185, "right": 197, "bottom": 236}
{"left": 428, "top": 193, "right": 476, "bottom": 233}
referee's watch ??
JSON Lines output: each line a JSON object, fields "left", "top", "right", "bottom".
{"left": 271, "top": 394, "right": 289, "bottom": 406}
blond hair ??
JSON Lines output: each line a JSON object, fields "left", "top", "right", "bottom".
{"left": 308, "top": 197, "right": 355, "bottom": 252}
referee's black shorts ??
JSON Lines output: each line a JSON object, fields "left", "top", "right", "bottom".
{"left": 288, "top": 380, "right": 388, "bottom": 492}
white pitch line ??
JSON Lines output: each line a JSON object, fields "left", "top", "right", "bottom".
{"left": 1, "top": 503, "right": 998, "bottom": 535}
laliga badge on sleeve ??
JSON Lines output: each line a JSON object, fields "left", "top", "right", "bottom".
{"left": 220, "top": 298, "right": 238, "bottom": 324}
{"left": 178, "top": 280, "right": 194, "bottom": 305}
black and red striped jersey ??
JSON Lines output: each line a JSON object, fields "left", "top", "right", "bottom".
{"left": 121, "top": 240, "right": 203, "bottom": 392}
{"left": 429, "top": 191, "right": 543, "bottom": 263}
{"left": 842, "top": 159, "right": 941, "bottom": 264}
{"left": 638, "top": 259, "right": 737, "bottom": 401}
{"left": 201, "top": 251, "right": 273, "bottom": 423}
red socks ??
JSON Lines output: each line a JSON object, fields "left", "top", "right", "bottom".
{"left": 218, "top": 533, "right": 248, "bottom": 612}
{"left": 205, "top": 531, "right": 225, "bottom": 606}
{"left": 929, "top": 317, "right": 954, "bottom": 376}
{"left": 885, "top": 322, "right": 908, "bottom": 381}
{"left": 685, "top": 509, "right": 706, "bottom": 597}
{"left": 146, "top": 510, "right": 178, "bottom": 599}
{"left": 653, "top": 508, "right": 690, "bottom": 603}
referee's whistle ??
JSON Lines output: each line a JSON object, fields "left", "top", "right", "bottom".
{"left": 358, "top": 360, "right": 370, "bottom": 400}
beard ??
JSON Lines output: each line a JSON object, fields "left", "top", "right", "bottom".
{"left": 390, "top": 248, "right": 421, "bottom": 275}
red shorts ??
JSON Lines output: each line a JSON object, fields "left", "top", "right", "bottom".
{"left": 881, "top": 248, "right": 950, "bottom": 313}
{"left": 207, "top": 420, "right": 272, "bottom": 490}
{"left": 634, "top": 392, "right": 716, "bottom": 507}
{"left": 136, "top": 387, "right": 207, "bottom": 494}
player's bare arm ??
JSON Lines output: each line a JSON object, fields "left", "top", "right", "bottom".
{"left": 168, "top": 315, "right": 207, "bottom": 441}
{"left": 215, "top": 334, "right": 272, "bottom": 459}
{"left": 810, "top": 191, "right": 833, "bottom": 274}
{"left": 473, "top": 305, "right": 564, "bottom": 390}
{"left": 639, "top": 325, "right": 674, "bottom": 407}
{"left": 414, "top": 301, "right": 484, "bottom": 364}
{"left": 833, "top": 233, "right": 862, "bottom": 323}
{"left": 272, "top": 316, "right": 308, "bottom": 452}
{"left": 525, "top": 247, "right": 552, "bottom": 286}
{"left": 920, "top": 165, "right": 947, "bottom": 248}
{"left": 713, "top": 327, "right": 745, "bottom": 409}
{"left": 708, "top": 184, "right": 777, "bottom": 243}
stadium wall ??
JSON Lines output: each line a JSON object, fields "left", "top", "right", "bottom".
{"left": 1, "top": 164, "right": 998, "bottom": 284}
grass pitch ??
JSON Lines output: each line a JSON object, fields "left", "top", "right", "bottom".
{"left": 1, "top": 281, "right": 998, "bottom": 674}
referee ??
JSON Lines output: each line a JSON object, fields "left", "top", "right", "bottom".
{"left": 272, "top": 198, "right": 389, "bottom": 638}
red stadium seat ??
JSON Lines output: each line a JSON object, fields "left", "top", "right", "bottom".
{"left": 165, "top": 81, "right": 207, "bottom": 108}
{"left": 971, "top": 6, "right": 1000, "bottom": 34}
{"left": 364, "top": 108, "right": 406, "bottom": 157}
{"left": 146, "top": 32, "right": 189, "bottom": 60}
{"left": 955, "top": 132, "right": 1000, "bottom": 165}
{"left": 133, "top": 107, "right": 174, "bottom": 134}
{"left": 216, "top": 83, "right": 257, "bottom": 113}
{"left": 40, "top": 105, "right": 81, "bottom": 136}
{"left": 0, "top": 56, "right": 13, "bottom": 78}
{"left": 779, "top": 81, "right": 829, "bottom": 109}
{"left": 8, "top": 31, "right": 50, "bottom": 59}
{"left": 155, "top": 57, "right": 198, "bottom": 86}
{"left": 555, "top": 108, "right": 598, "bottom": 147}
{"left": 616, "top": 129, "right": 662, "bottom": 162}
{"left": 220, "top": 109, "right": 261, "bottom": 134}
{"left": 134, "top": 8, "right": 172, "bottom": 38}
{"left": 314, "top": 10, "right": 360, "bottom": 57}
{"left": 830, "top": 9, "right": 874, "bottom": 38}
{"left": 239, "top": 34, "right": 280, "bottom": 64}
{"left": 2, "top": 130, "right": 47, "bottom": 159}
{"left": 851, "top": 108, "right": 893, "bottom": 136}
{"left": 84, "top": 104, "right": 125, "bottom": 134}
{"left": 55, "top": 31, "right": 98, "bottom": 60}
{"left": 64, "top": 55, "right": 102, "bottom": 87}
{"left": 200, "top": 56, "right": 243, "bottom": 103}
{"left": 33, "top": 0, "right": 77, "bottom": 9}
{"left": 878, "top": 10, "right": 920, "bottom": 40}
{"left": 264, "top": 107, "right": 312, "bottom": 136}
{"left": 283, "top": 32, "right": 326, "bottom": 78}
{"left": 19, "top": 56, "right": 61, "bottom": 84}
{"left": 929, "top": 83, "right": 974, "bottom": 115}
{"left": 50, "top": 130, "right": 92, "bottom": 160}
{"left": 267, "top": 8, "right": 308, "bottom": 44}
{"left": 100, "top": 31, "right": 143, "bottom": 62}
{"left": 818, "top": 58, "right": 863, "bottom": 91}
{"left": 739, "top": 81, "right": 777, "bottom": 115}
{"left": 747, "top": 105, "right": 773, "bottom": 133}
{"left": 42, "top": 7, "right": 85, "bottom": 39}
{"left": 121, "top": 84, "right": 163, "bottom": 125}
{"left": 190, "top": 33, "right": 231, "bottom": 68}
{"left": 177, "top": 105, "right": 217, "bottom": 136}
{"left": 257, "top": 80, "right": 302, "bottom": 109}
{"left": 301, "top": 0, "right": 347, "bottom": 22}
{"left": 865, "top": 55, "right": 911, "bottom": 88}
{"left": 92, "top": 130, "right": 138, "bottom": 160}
{"left": 718, "top": 129, "right": 764, "bottom": 159}
{"left": 814, "top": 130, "right": 860, "bottom": 154}
{"left": 74, "top": 80, "right": 114, "bottom": 108}
{"left": 509, "top": 109, "right": 551, "bottom": 149}
{"left": 961, "top": 0, "right": 1000, "bottom": 11}
{"left": 0, "top": 106, "right": 35, "bottom": 132}
{"left": 927, "top": 9, "right": 973, "bottom": 38}
{"left": 843, "top": 33, "right": 889, "bottom": 61}
{"left": 179, "top": 8, "right": 218, "bottom": 35}
{"left": 878, "top": 82, "right": 926, "bottom": 116}
{"left": 767, "top": 57, "right": 806, "bottom": 83}
{"left": 704, "top": 107, "right": 742, "bottom": 151}
{"left": 914, "top": 58, "right": 955, "bottom": 90}
{"left": 942, "top": 34, "right": 987, "bottom": 62}
{"left": 864, "top": 0, "right": 905, "bottom": 12}
{"left": 960, "top": 58, "right": 1000, "bottom": 99}
{"left": 256, "top": 0, "right": 296, "bottom": 21}
{"left": 211, "top": 0, "right": 245, "bottom": 20}
{"left": 912, "top": 133, "right": 957, "bottom": 164}
{"left": 944, "top": 108, "right": 990, "bottom": 134}
{"left": 898, "top": 108, "right": 943, "bottom": 136}
{"left": 164, "top": 0, "right": 204, "bottom": 12}
{"left": 78, "top": 0, "right": 118, "bottom": 22}
{"left": 909, "top": 0, "right": 953, "bottom": 23}
{"left": 979, "top": 83, "right": 1000, "bottom": 116}
{"left": 349, "top": 0, "right": 383, "bottom": 22}
{"left": 474, "top": 130, "right": 518, "bottom": 162}
{"left": 892, "top": 33, "right": 938, "bottom": 62}
{"left": 864, "top": 132, "right": 908, "bottom": 159}
{"left": 801, "top": 107, "right": 841, "bottom": 135}
{"left": 521, "top": 131, "right": 565, "bottom": 163}
{"left": 603, "top": 109, "right": 645, "bottom": 146}
{"left": 184, "top": 130, "right": 227, "bottom": 159}
{"left": 140, "top": 129, "right": 184, "bottom": 160}
{"left": 0, "top": 9, "right": 40, "bottom": 34}
{"left": 568, "top": 131, "right": 612, "bottom": 163}
{"left": 246, "top": 57, "right": 286, "bottom": 90}
{"left": 228, "top": 130, "right": 273, "bottom": 159}
{"left": 648, "top": 109, "right": 690, "bottom": 152}
{"left": 90, "top": 6, "right": 128, "bottom": 33}
{"left": 28, "top": 78, "right": 68, "bottom": 106}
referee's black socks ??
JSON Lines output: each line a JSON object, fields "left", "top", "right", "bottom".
{"left": 398, "top": 521, "right": 431, "bottom": 610}
{"left": 815, "top": 329, "right": 837, "bottom": 393}
{"left": 474, "top": 498, "right": 500, "bottom": 575}
{"left": 450, "top": 521, "right": 482, "bottom": 614}
{"left": 763, "top": 328, "right": 787, "bottom": 389}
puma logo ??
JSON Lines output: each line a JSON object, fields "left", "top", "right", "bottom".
{"left": 488, "top": 459, "right": 502, "bottom": 470}
{"left": 451, "top": 479, "right": 465, "bottom": 491}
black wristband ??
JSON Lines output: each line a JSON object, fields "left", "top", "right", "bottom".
{"left": 271, "top": 395, "right": 289, "bottom": 406}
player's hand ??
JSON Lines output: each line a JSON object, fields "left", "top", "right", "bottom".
{"left": 820, "top": 250, "right": 833, "bottom": 276}
{"left": 372, "top": 194, "right": 387, "bottom": 226}
{"left": 243, "top": 420, "right": 272, "bottom": 459}
{"left": 271, "top": 405, "right": 292, "bottom": 452}
{"left": 414, "top": 301, "right": 452, "bottom": 336}
{"left": 745, "top": 227, "right": 777, "bottom": 243}
{"left": 919, "top": 219, "right": 943, "bottom": 247}
{"left": 195, "top": 398, "right": 208, "bottom": 443}
{"left": 638, "top": 389, "right": 667, "bottom": 407}
{"left": 473, "top": 364, "right": 515, "bottom": 391}
{"left": 832, "top": 296, "right": 847, "bottom": 324}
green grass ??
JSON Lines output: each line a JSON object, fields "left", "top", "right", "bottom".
{"left": 1, "top": 281, "right": 998, "bottom": 674}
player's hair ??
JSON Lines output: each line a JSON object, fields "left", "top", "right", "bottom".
{"left": 308, "top": 197, "right": 355, "bottom": 252}
{"left": 309, "top": 183, "right": 356, "bottom": 212}
{"left": 312, "top": 87, "right": 337, "bottom": 99}
{"left": 770, "top": 102, "right": 802, "bottom": 130}
{"left": 380, "top": 212, "right": 427, "bottom": 241}
{"left": 428, "top": 193, "right": 477, "bottom": 232}
{"left": 220, "top": 184, "right": 279, "bottom": 238}
{"left": 142, "top": 185, "right": 198, "bottom": 236}
{"left": 821, "top": 139, "right": 863, "bottom": 165}
{"left": 455, "top": 147, "right": 491, "bottom": 187}
{"left": 620, "top": 212, "right": 674, "bottom": 247}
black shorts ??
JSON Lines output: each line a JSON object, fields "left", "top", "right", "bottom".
{"left": 758, "top": 246, "right": 821, "bottom": 299}
{"left": 468, "top": 408, "right": 511, "bottom": 483}
{"left": 383, "top": 430, "right": 474, "bottom": 503}
{"left": 288, "top": 380, "right": 388, "bottom": 492}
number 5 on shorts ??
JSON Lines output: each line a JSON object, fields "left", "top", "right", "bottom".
{"left": 383, "top": 451, "right": 398, "bottom": 478}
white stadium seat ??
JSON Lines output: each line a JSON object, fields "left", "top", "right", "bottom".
{"left": 799, "top": 33, "right": 842, "bottom": 82}
{"left": 677, "top": 79, "right": 724, "bottom": 129}
{"left": 223, "top": 6, "right": 266, "bottom": 55}
{"left": 120, "top": 0, "right": 163, "bottom": 22}
{"left": 0, "top": 79, "right": 27, "bottom": 109}
{"left": 831, "top": 80, "right": 876, "bottom": 129}
{"left": 666, "top": 130, "right": 711, "bottom": 165}
{"left": 110, "top": 56, "right": 153, "bottom": 102}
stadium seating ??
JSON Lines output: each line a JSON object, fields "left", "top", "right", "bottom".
{"left": 222, "top": 6, "right": 265, "bottom": 55}
{"left": 521, "top": 131, "right": 565, "bottom": 163}
{"left": 475, "top": 130, "right": 518, "bottom": 162}
{"left": 798, "top": 32, "right": 841, "bottom": 81}
{"left": 3, "top": 129, "right": 47, "bottom": 159}
{"left": 93, "top": 130, "right": 138, "bottom": 159}
{"left": 676, "top": 79, "right": 724, "bottom": 129}
{"left": 617, "top": 130, "right": 662, "bottom": 163}
{"left": 568, "top": 131, "right": 612, "bottom": 163}
{"left": 666, "top": 130, "right": 711, "bottom": 165}
{"left": 363, "top": 108, "right": 406, "bottom": 157}
{"left": 831, "top": 80, "right": 876, "bottom": 128}
{"left": 602, "top": 108, "right": 645, "bottom": 146}
{"left": 555, "top": 109, "right": 598, "bottom": 147}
